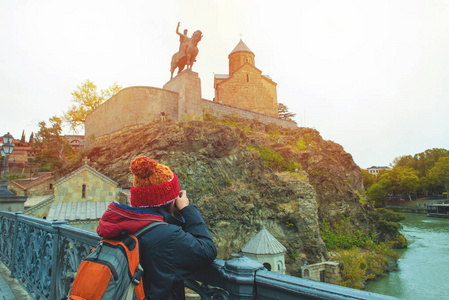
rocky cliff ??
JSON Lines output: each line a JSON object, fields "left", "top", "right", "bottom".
{"left": 82, "top": 117, "right": 376, "bottom": 275}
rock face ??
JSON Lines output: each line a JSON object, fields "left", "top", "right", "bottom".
{"left": 83, "top": 119, "right": 374, "bottom": 275}
{"left": 266, "top": 127, "right": 375, "bottom": 230}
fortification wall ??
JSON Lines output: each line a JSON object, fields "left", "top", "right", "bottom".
{"left": 85, "top": 75, "right": 296, "bottom": 149}
{"left": 85, "top": 86, "right": 179, "bottom": 146}
{"left": 202, "top": 100, "right": 296, "bottom": 128}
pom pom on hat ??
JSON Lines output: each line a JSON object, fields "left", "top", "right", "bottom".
{"left": 129, "top": 156, "right": 180, "bottom": 207}
{"left": 130, "top": 156, "right": 158, "bottom": 179}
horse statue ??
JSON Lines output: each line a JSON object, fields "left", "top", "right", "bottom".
{"left": 170, "top": 30, "right": 203, "bottom": 79}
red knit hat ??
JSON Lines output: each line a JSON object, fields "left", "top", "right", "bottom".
{"left": 129, "top": 156, "right": 180, "bottom": 207}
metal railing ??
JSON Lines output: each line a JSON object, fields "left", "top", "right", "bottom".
{"left": 0, "top": 211, "right": 402, "bottom": 300}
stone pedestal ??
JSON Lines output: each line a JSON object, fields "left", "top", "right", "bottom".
{"left": 0, "top": 195, "right": 27, "bottom": 212}
{"left": 163, "top": 70, "right": 203, "bottom": 121}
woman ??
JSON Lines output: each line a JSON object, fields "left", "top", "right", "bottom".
{"left": 97, "top": 156, "right": 217, "bottom": 299}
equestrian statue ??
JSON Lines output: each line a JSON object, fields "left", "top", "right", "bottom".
{"left": 170, "top": 22, "right": 203, "bottom": 79}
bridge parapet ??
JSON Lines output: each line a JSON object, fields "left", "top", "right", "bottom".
{"left": 0, "top": 211, "right": 402, "bottom": 300}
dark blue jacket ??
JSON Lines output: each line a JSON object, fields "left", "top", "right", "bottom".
{"left": 139, "top": 205, "right": 217, "bottom": 299}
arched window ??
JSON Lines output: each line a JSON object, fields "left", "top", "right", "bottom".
{"left": 82, "top": 184, "right": 86, "bottom": 199}
{"left": 246, "top": 74, "right": 249, "bottom": 82}
{"left": 304, "top": 269, "right": 309, "bottom": 277}
{"left": 263, "top": 263, "right": 271, "bottom": 271}
{"left": 49, "top": 183, "right": 53, "bottom": 190}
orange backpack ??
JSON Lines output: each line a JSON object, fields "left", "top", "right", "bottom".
{"left": 69, "top": 221, "right": 163, "bottom": 300}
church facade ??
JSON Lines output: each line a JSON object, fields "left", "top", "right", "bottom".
{"left": 214, "top": 40, "right": 278, "bottom": 117}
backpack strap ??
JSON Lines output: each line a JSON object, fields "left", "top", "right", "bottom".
{"left": 134, "top": 221, "right": 164, "bottom": 237}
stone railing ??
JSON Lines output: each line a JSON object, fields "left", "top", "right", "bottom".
{"left": 0, "top": 211, "right": 401, "bottom": 300}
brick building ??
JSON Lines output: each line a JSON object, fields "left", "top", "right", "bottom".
{"left": 8, "top": 172, "right": 55, "bottom": 198}
{"left": 64, "top": 135, "right": 85, "bottom": 151}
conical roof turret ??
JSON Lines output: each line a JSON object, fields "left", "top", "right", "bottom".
{"left": 230, "top": 39, "right": 254, "bottom": 54}
{"left": 228, "top": 39, "right": 255, "bottom": 73}
{"left": 241, "top": 224, "right": 287, "bottom": 255}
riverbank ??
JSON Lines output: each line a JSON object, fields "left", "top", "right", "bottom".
{"left": 321, "top": 208, "right": 406, "bottom": 289}
{"left": 365, "top": 213, "right": 449, "bottom": 299}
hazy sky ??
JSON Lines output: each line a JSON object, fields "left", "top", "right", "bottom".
{"left": 1, "top": 0, "right": 448, "bottom": 169}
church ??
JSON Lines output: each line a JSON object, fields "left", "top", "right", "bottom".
{"left": 214, "top": 39, "right": 278, "bottom": 117}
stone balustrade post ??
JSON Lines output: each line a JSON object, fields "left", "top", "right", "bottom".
{"left": 49, "top": 219, "right": 68, "bottom": 300}
{"left": 222, "top": 256, "right": 264, "bottom": 299}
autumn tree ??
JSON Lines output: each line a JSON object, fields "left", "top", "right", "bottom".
{"left": 427, "top": 156, "right": 449, "bottom": 199}
{"left": 278, "top": 103, "right": 296, "bottom": 121}
{"left": 63, "top": 80, "right": 122, "bottom": 132}
{"left": 33, "top": 116, "right": 75, "bottom": 170}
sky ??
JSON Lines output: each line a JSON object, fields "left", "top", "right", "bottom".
{"left": 1, "top": 0, "right": 448, "bottom": 169}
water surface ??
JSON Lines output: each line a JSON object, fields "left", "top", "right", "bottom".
{"left": 365, "top": 213, "right": 449, "bottom": 299}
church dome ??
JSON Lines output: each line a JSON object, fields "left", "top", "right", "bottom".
{"left": 228, "top": 39, "right": 255, "bottom": 73}
{"left": 241, "top": 226, "right": 287, "bottom": 255}
{"left": 230, "top": 39, "right": 254, "bottom": 54}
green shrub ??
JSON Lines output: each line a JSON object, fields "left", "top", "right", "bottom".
{"left": 294, "top": 138, "right": 308, "bottom": 151}
{"left": 248, "top": 144, "right": 301, "bottom": 173}
{"left": 377, "top": 219, "right": 400, "bottom": 236}
{"left": 322, "top": 217, "right": 402, "bottom": 289}
{"left": 374, "top": 208, "right": 405, "bottom": 222}
{"left": 354, "top": 190, "right": 368, "bottom": 205}
{"left": 320, "top": 218, "right": 369, "bottom": 250}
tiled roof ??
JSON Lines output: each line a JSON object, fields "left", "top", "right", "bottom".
{"left": 214, "top": 74, "right": 229, "bottom": 79}
{"left": 230, "top": 39, "right": 253, "bottom": 54}
{"left": 263, "top": 75, "right": 272, "bottom": 80}
{"left": 47, "top": 201, "right": 111, "bottom": 221}
{"left": 241, "top": 226, "right": 287, "bottom": 255}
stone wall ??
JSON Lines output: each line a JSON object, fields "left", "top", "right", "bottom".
{"left": 84, "top": 71, "right": 296, "bottom": 149}
{"left": 7, "top": 182, "right": 25, "bottom": 196}
{"left": 203, "top": 100, "right": 297, "bottom": 128}
{"left": 307, "top": 261, "right": 341, "bottom": 284}
{"left": 85, "top": 86, "right": 179, "bottom": 147}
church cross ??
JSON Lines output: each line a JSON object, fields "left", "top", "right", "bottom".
{"left": 82, "top": 157, "right": 90, "bottom": 165}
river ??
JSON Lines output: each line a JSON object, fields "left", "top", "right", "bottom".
{"left": 365, "top": 213, "right": 449, "bottom": 299}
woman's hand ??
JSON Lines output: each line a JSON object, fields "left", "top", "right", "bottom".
{"left": 176, "top": 190, "right": 189, "bottom": 211}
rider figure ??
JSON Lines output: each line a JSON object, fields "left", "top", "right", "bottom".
{"left": 176, "top": 22, "right": 190, "bottom": 60}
